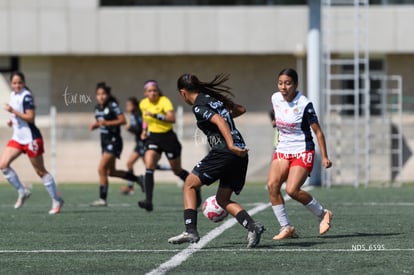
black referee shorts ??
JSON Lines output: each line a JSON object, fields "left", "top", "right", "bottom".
{"left": 144, "top": 130, "right": 182, "bottom": 160}
{"left": 192, "top": 149, "right": 249, "bottom": 195}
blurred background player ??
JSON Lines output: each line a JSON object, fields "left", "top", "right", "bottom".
{"left": 89, "top": 82, "right": 143, "bottom": 206}
{"left": 0, "top": 71, "right": 64, "bottom": 214}
{"left": 138, "top": 80, "right": 199, "bottom": 212}
{"left": 168, "top": 73, "right": 264, "bottom": 248}
{"left": 121, "top": 96, "right": 171, "bottom": 195}
{"left": 267, "top": 68, "right": 333, "bottom": 240}
{"left": 120, "top": 97, "right": 145, "bottom": 195}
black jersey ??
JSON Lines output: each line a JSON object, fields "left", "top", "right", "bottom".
{"left": 94, "top": 100, "right": 123, "bottom": 143}
{"left": 127, "top": 110, "right": 144, "bottom": 143}
{"left": 193, "top": 93, "right": 246, "bottom": 151}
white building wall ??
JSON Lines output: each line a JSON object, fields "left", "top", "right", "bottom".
{"left": 1, "top": 0, "right": 414, "bottom": 55}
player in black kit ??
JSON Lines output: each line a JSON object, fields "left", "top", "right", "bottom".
{"left": 168, "top": 73, "right": 265, "bottom": 248}
{"left": 89, "top": 82, "right": 143, "bottom": 207}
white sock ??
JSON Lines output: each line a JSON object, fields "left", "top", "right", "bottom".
{"left": 42, "top": 173, "right": 60, "bottom": 202}
{"left": 272, "top": 204, "right": 290, "bottom": 227}
{"left": 2, "top": 168, "right": 25, "bottom": 196}
{"left": 305, "top": 198, "right": 324, "bottom": 218}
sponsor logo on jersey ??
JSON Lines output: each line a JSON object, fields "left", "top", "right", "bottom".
{"left": 209, "top": 101, "right": 223, "bottom": 109}
{"left": 202, "top": 111, "right": 212, "bottom": 120}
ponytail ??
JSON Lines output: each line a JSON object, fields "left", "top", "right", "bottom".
{"left": 177, "top": 73, "right": 235, "bottom": 109}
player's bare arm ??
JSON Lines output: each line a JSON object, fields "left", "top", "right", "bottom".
{"left": 310, "top": 122, "right": 332, "bottom": 169}
{"left": 145, "top": 110, "right": 176, "bottom": 123}
{"left": 5, "top": 104, "right": 35, "bottom": 124}
{"left": 98, "top": 113, "right": 126, "bottom": 127}
{"left": 210, "top": 113, "right": 248, "bottom": 157}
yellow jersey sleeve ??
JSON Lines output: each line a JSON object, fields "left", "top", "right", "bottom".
{"left": 139, "top": 96, "right": 174, "bottom": 133}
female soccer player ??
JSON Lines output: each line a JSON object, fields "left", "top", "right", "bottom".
{"left": 268, "top": 68, "right": 333, "bottom": 240}
{"left": 138, "top": 80, "right": 195, "bottom": 212}
{"left": 120, "top": 97, "right": 145, "bottom": 195}
{"left": 168, "top": 73, "right": 265, "bottom": 248}
{"left": 121, "top": 97, "right": 171, "bottom": 195}
{"left": 0, "top": 71, "right": 63, "bottom": 214}
{"left": 89, "top": 82, "right": 143, "bottom": 206}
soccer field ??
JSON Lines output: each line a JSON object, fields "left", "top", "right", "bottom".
{"left": 0, "top": 183, "right": 413, "bottom": 275}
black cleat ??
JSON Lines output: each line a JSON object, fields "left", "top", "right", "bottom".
{"left": 247, "top": 222, "right": 265, "bottom": 248}
{"left": 138, "top": 200, "right": 153, "bottom": 212}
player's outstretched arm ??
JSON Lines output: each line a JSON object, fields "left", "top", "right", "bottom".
{"left": 311, "top": 122, "right": 332, "bottom": 169}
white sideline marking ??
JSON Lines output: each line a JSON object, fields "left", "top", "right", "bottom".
{"left": 0, "top": 248, "right": 412, "bottom": 254}
{"left": 146, "top": 186, "right": 313, "bottom": 275}
{"left": 145, "top": 203, "right": 269, "bottom": 275}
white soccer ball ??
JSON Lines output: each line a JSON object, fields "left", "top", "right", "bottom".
{"left": 202, "top": 195, "right": 228, "bottom": 223}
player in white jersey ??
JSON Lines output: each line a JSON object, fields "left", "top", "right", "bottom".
{"left": 0, "top": 71, "right": 64, "bottom": 214}
{"left": 267, "top": 68, "right": 332, "bottom": 240}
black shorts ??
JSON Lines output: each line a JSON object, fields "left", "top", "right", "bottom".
{"left": 101, "top": 136, "right": 123, "bottom": 159}
{"left": 192, "top": 149, "right": 249, "bottom": 195}
{"left": 144, "top": 130, "right": 182, "bottom": 160}
{"left": 134, "top": 140, "right": 145, "bottom": 156}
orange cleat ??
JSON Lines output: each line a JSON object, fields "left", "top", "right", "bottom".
{"left": 319, "top": 209, "right": 333, "bottom": 235}
{"left": 273, "top": 225, "right": 297, "bottom": 240}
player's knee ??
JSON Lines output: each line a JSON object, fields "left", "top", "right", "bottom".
{"left": 285, "top": 187, "right": 299, "bottom": 199}
{"left": 98, "top": 166, "right": 106, "bottom": 176}
{"left": 267, "top": 179, "right": 282, "bottom": 195}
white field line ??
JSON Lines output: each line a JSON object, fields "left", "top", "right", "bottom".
{"left": 0, "top": 248, "right": 413, "bottom": 254}
{"left": 146, "top": 186, "right": 313, "bottom": 275}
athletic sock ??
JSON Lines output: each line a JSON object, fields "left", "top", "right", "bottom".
{"left": 305, "top": 197, "right": 324, "bottom": 218}
{"left": 184, "top": 209, "right": 198, "bottom": 233}
{"left": 156, "top": 164, "right": 171, "bottom": 171}
{"left": 272, "top": 204, "right": 290, "bottom": 227}
{"left": 2, "top": 168, "right": 25, "bottom": 196}
{"left": 144, "top": 169, "right": 154, "bottom": 202}
{"left": 124, "top": 171, "right": 138, "bottom": 182}
{"left": 42, "top": 173, "right": 60, "bottom": 202}
{"left": 99, "top": 184, "right": 108, "bottom": 200}
{"left": 235, "top": 210, "right": 256, "bottom": 232}
{"left": 127, "top": 170, "right": 134, "bottom": 188}
{"left": 177, "top": 169, "right": 189, "bottom": 181}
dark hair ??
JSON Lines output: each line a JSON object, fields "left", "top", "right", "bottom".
{"left": 96, "top": 82, "right": 118, "bottom": 104}
{"left": 278, "top": 68, "right": 298, "bottom": 85}
{"left": 126, "top": 96, "right": 139, "bottom": 109}
{"left": 10, "top": 71, "right": 31, "bottom": 92}
{"left": 177, "top": 73, "right": 235, "bottom": 109}
{"left": 143, "top": 80, "right": 163, "bottom": 96}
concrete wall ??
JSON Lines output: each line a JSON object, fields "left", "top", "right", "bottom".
{"left": 1, "top": 1, "right": 414, "bottom": 55}
{"left": 47, "top": 55, "right": 296, "bottom": 113}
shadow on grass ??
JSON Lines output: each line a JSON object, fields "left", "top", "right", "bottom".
{"left": 320, "top": 232, "right": 402, "bottom": 239}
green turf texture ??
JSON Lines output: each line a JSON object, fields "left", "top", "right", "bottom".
{"left": 0, "top": 183, "right": 413, "bottom": 275}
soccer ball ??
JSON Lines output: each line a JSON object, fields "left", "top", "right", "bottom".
{"left": 202, "top": 195, "right": 228, "bottom": 223}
